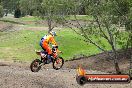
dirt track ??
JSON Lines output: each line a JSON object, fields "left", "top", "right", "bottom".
{"left": 0, "top": 17, "right": 131, "bottom": 88}
{"left": 0, "top": 62, "right": 131, "bottom": 88}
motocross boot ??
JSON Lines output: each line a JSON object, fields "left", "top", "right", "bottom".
{"left": 46, "top": 54, "right": 52, "bottom": 64}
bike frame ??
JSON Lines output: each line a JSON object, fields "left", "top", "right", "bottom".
{"left": 36, "top": 47, "right": 61, "bottom": 60}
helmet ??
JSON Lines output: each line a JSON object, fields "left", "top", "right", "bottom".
{"left": 49, "top": 31, "right": 57, "bottom": 36}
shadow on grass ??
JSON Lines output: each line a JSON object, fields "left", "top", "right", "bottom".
{"left": 0, "top": 19, "right": 25, "bottom": 25}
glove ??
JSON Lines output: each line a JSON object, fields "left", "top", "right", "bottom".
{"left": 55, "top": 46, "right": 58, "bottom": 48}
{"left": 52, "top": 45, "right": 58, "bottom": 48}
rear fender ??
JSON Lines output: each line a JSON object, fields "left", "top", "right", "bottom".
{"left": 36, "top": 51, "right": 41, "bottom": 55}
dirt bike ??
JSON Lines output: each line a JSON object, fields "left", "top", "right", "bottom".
{"left": 30, "top": 46, "right": 64, "bottom": 72}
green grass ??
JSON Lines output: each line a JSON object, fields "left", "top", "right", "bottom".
{"left": 56, "top": 29, "right": 102, "bottom": 59}
{"left": 0, "top": 28, "right": 128, "bottom": 62}
{"left": 0, "top": 17, "right": 45, "bottom": 27}
{"left": 0, "top": 30, "right": 41, "bottom": 61}
{"left": 65, "top": 15, "right": 93, "bottom": 21}
{"left": 0, "top": 28, "right": 106, "bottom": 62}
{"left": 0, "top": 19, "right": 25, "bottom": 25}
{"left": 20, "top": 16, "right": 42, "bottom": 21}
{"left": 0, "top": 18, "right": 25, "bottom": 25}
{"left": 0, "top": 15, "right": 93, "bottom": 28}
{"left": 0, "top": 15, "right": 128, "bottom": 62}
{"left": 20, "top": 15, "right": 93, "bottom": 21}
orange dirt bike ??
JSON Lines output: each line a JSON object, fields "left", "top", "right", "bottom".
{"left": 30, "top": 46, "right": 64, "bottom": 72}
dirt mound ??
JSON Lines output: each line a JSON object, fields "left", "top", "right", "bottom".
{"left": 0, "top": 49, "right": 131, "bottom": 88}
{"left": 64, "top": 49, "right": 132, "bottom": 73}
{"left": 0, "top": 63, "right": 131, "bottom": 88}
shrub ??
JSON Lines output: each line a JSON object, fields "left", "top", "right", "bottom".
{"left": 14, "top": 8, "right": 21, "bottom": 18}
{"left": 0, "top": 5, "right": 4, "bottom": 17}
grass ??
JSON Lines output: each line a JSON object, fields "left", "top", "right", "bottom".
{"left": 56, "top": 29, "right": 102, "bottom": 59}
{"left": 0, "top": 18, "right": 25, "bottom": 25}
{"left": 0, "top": 28, "right": 107, "bottom": 62}
{"left": 0, "top": 17, "right": 45, "bottom": 27}
{"left": 65, "top": 15, "right": 93, "bottom": 21}
{"left": 20, "top": 16, "right": 42, "bottom": 22}
{"left": 0, "top": 19, "right": 25, "bottom": 25}
{"left": 0, "top": 16, "right": 128, "bottom": 62}
{"left": 0, "top": 28, "right": 126, "bottom": 62}
{"left": 0, "top": 15, "right": 93, "bottom": 28}
{"left": 20, "top": 15, "right": 93, "bottom": 21}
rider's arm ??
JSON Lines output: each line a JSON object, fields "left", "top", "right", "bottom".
{"left": 50, "top": 36, "right": 57, "bottom": 46}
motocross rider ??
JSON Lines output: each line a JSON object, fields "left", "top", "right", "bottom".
{"left": 40, "top": 31, "right": 58, "bottom": 63}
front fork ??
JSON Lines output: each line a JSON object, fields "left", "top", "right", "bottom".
{"left": 52, "top": 53, "right": 58, "bottom": 59}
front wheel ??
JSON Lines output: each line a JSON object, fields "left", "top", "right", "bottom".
{"left": 30, "top": 59, "right": 42, "bottom": 72}
{"left": 53, "top": 57, "right": 64, "bottom": 70}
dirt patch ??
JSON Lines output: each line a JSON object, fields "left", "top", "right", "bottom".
{"left": 0, "top": 22, "right": 13, "bottom": 32}
{"left": 26, "top": 27, "right": 49, "bottom": 31}
{"left": 0, "top": 61, "right": 132, "bottom": 88}
{"left": 0, "top": 63, "right": 9, "bottom": 66}
{"left": 0, "top": 63, "right": 131, "bottom": 88}
{"left": 0, "top": 49, "right": 131, "bottom": 74}
{"left": 64, "top": 49, "right": 132, "bottom": 73}
{"left": 0, "top": 22, "right": 24, "bottom": 32}
{"left": 0, "top": 49, "right": 131, "bottom": 88}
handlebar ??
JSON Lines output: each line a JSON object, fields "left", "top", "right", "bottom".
{"left": 52, "top": 45, "right": 58, "bottom": 48}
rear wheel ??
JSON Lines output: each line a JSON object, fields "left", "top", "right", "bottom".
{"left": 53, "top": 57, "right": 64, "bottom": 70}
{"left": 30, "top": 59, "right": 41, "bottom": 72}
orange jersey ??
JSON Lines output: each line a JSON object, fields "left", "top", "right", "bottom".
{"left": 40, "top": 34, "right": 57, "bottom": 54}
{"left": 43, "top": 34, "right": 57, "bottom": 45}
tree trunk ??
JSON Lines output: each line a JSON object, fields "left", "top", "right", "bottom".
{"left": 114, "top": 61, "right": 121, "bottom": 74}
{"left": 47, "top": 18, "right": 52, "bottom": 33}
{"left": 129, "top": 35, "right": 132, "bottom": 77}
{"left": 79, "top": 6, "right": 86, "bottom": 15}
{"left": 129, "top": 54, "right": 132, "bottom": 77}
{"left": 105, "top": 20, "right": 121, "bottom": 74}
{"left": 112, "top": 45, "right": 121, "bottom": 74}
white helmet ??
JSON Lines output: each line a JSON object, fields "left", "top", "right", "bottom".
{"left": 50, "top": 31, "right": 57, "bottom": 36}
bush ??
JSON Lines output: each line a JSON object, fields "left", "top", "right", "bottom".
{"left": 14, "top": 8, "right": 21, "bottom": 18}
{"left": 0, "top": 5, "right": 4, "bottom": 17}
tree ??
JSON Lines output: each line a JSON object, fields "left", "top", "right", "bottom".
{"left": 36, "top": 0, "right": 76, "bottom": 32}
{"left": 19, "top": 0, "right": 38, "bottom": 16}
{"left": 17, "top": 0, "right": 132, "bottom": 74}
{"left": 14, "top": 8, "right": 21, "bottom": 18}
{"left": 1, "top": 0, "right": 20, "bottom": 13}
{"left": 1, "top": 0, "right": 21, "bottom": 17}
{"left": 60, "top": 0, "right": 132, "bottom": 74}
{"left": 19, "top": 0, "right": 77, "bottom": 32}
{"left": 0, "top": 4, "right": 4, "bottom": 17}
{"left": 19, "top": 0, "right": 80, "bottom": 32}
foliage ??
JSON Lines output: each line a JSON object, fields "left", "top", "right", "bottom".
{"left": 14, "top": 8, "right": 21, "bottom": 18}
{"left": 58, "top": 0, "right": 132, "bottom": 74}
{"left": 0, "top": 5, "right": 3, "bottom": 17}
{"left": 19, "top": 0, "right": 39, "bottom": 16}
{"left": 1, "top": 0, "right": 20, "bottom": 13}
{"left": 19, "top": 0, "right": 81, "bottom": 32}
{"left": 0, "top": 0, "right": 131, "bottom": 74}
{"left": 34, "top": 0, "right": 78, "bottom": 32}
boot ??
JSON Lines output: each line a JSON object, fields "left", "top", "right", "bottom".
{"left": 46, "top": 54, "right": 52, "bottom": 64}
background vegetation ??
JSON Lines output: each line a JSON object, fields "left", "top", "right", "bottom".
{"left": 0, "top": 0, "right": 131, "bottom": 74}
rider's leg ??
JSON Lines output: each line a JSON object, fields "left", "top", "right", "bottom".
{"left": 40, "top": 41, "right": 46, "bottom": 51}
{"left": 43, "top": 44, "right": 52, "bottom": 63}
{"left": 39, "top": 41, "right": 45, "bottom": 58}
{"left": 46, "top": 47, "right": 52, "bottom": 63}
